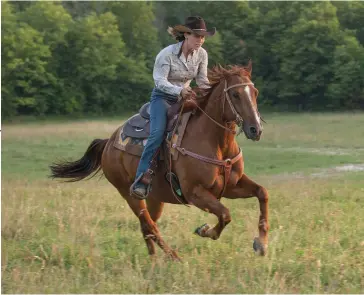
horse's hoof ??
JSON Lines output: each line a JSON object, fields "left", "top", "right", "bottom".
{"left": 253, "top": 237, "right": 267, "bottom": 256}
{"left": 194, "top": 223, "right": 210, "bottom": 237}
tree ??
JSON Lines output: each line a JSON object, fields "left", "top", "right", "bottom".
{"left": 19, "top": 2, "right": 73, "bottom": 50}
{"left": 327, "top": 36, "right": 364, "bottom": 109}
{"left": 62, "top": 12, "right": 126, "bottom": 114}
{"left": 272, "top": 2, "right": 343, "bottom": 110}
{"left": 2, "top": 2, "right": 52, "bottom": 117}
{"left": 334, "top": 1, "right": 364, "bottom": 46}
{"left": 107, "top": 2, "right": 161, "bottom": 70}
{"left": 18, "top": 2, "right": 74, "bottom": 115}
{"left": 203, "top": 31, "right": 224, "bottom": 66}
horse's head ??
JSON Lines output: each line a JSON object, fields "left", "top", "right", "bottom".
{"left": 209, "top": 63, "right": 262, "bottom": 141}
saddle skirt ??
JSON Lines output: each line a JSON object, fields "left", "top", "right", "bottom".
{"left": 113, "top": 102, "right": 193, "bottom": 160}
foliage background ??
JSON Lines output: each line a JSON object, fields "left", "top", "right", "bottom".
{"left": 2, "top": 1, "right": 364, "bottom": 119}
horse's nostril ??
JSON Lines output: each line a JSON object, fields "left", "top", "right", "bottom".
{"left": 250, "top": 127, "right": 257, "bottom": 134}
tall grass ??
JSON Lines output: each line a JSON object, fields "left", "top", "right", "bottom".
{"left": 2, "top": 113, "right": 364, "bottom": 293}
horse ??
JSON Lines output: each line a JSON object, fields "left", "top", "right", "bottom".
{"left": 50, "top": 63, "right": 269, "bottom": 261}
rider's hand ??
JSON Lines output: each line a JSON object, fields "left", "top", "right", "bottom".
{"left": 181, "top": 87, "right": 196, "bottom": 100}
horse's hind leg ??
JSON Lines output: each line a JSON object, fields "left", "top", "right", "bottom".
{"left": 147, "top": 198, "right": 164, "bottom": 222}
{"left": 190, "top": 185, "right": 231, "bottom": 240}
{"left": 101, "top": 143, "right": 178, "bottom": 260}
{"left": 118, "top": 188, "right": 180, "bottom": 260}
{"left": 139, "top": 206, "right": 180, "bottom": 261}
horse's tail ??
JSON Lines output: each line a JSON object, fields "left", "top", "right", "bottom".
{"left": 49, "top": 138, "right": 108, "bottom": 182}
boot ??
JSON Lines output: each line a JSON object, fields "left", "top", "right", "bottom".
{"left": 130, "top": 169, "right": 153, "bottom": 200}
{"left": 132, "top": 182, "right": 148, "bottom": 200}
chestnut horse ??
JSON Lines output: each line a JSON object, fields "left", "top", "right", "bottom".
{"left": 50, "top": 64, "right": 269, "bottom": 261}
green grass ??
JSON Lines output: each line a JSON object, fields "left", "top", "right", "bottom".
{"left": 2, "top": 113, "right": 364, "bottom": 293}
{"left": 3, "top": 112, "right": 364, "bottom": 180}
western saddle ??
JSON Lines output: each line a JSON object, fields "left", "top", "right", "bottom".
{"left": 123, "top": 101, "right": 183, "bottom": 140}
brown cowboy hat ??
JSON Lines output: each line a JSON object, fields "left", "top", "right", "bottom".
{"left": 173, "top": 16, "right": 216, "bottom": 37}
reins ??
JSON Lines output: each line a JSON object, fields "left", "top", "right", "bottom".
{"left": 168, "top": 80, "right": 253, "bottom": 201}
{"left": 190, "top": 80, "right": 254, "bottom": 134}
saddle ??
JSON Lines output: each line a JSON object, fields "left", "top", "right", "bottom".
{"left": 123, "top": 101, "right": 182, "bottom": 139}
{"left": 115, "top": 99, "right": 197, "bottom": 203}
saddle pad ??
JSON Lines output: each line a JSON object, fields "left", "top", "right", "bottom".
{"left": 113, "top": 124, "right": 146, "bottom": 156}
{"left": 113, "top": 111, "right": 193, "bottom": 160}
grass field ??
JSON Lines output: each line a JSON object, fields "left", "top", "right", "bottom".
{"left": 2, "top": 113, "right": 364, "bottom": 293}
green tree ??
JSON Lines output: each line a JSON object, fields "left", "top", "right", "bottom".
{"left": 62, "top": 11, "right": 153, "bottom": 114}
{"left": 61, "top": 1, "right": 105, "bottom": 18}
{"left": 19, "top": 2, "right": 74, "bottom": 115}
{"left": 327, "top": 36, "right": 364, "bottom": 109}
{"left": 272, "top": 2, "right": 343, "bottom": 110}
{"left": 154, "top": 2, "right": 195, "bottom": 47}
{"left": 203, "top": 31, "right": 224, "bottom": 66}
{"left": 107, "top": 2, "right": 160, "bottom": 69}
{"left": 62, "top": 12, "right": 126, "bottom": 114}
{"left": 19, "top": 2, "right": 73, "bottom": 50}
{"left": 241, "top": 2, "right": 311, "bottom": 107}
{"left": 334, "top": 1, "right": 364, "bottom": 45}
{"left": 1, "top": 2, "right": 52, "bottom": 118}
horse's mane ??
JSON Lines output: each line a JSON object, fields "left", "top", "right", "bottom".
{"left": 194, "top": 64, "right": 252, "bottom": 100}
{"left": 208, "top": 64, "right": 251, "bottom": 86}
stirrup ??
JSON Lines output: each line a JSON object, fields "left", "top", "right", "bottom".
{"left": 165, "top": 172, "right": 182, "bottom": 197}
{"left": 131, "top": 186, "right": 148, "bottom": 200}
{"left": 130, "top": 171, "right": 153, "bottom": 200}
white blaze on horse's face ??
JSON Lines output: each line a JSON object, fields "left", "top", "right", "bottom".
{"left": 244, "top": 85, "right": 261, "bottom": 126}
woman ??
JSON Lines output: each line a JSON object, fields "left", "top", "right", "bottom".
{"left": 131, "top": 16, "right": 216, "bottom": 200}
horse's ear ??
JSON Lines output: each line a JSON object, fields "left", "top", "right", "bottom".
{"left": 246, "top": 60, "right": 253, "bottom": 74}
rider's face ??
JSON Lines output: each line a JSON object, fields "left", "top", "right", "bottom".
{"left": 185, "top": 33, "right": 205, "bottom": 50}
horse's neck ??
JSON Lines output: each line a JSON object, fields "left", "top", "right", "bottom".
{"left": 193, "top": 82, "right": 238, "bottom": 157}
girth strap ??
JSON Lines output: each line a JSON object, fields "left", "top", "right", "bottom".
{"left": 174, "top": 145, "right": 242, "bottom": 199}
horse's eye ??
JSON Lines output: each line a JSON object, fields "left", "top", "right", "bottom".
{"left": 233, "top": 92, "right": 239, "bottom": 99}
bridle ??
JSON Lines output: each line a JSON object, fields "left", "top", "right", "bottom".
{"left": 188, "top": 79, "right": 255, "bottom": 135}
{"left": 168, "top": 79, "right": 258, "bottom": 202}
{"left": 223, "top": 80, "right": 255, "bottom": 135}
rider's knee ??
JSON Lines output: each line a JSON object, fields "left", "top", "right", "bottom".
{"left": 150, "top": 128, "right": 165, "bottom": 139}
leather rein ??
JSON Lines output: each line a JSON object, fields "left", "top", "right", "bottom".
{"left": 172, "top": 80, "right": 254, "bottom": 199}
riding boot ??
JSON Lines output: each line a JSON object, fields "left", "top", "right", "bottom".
{"left": 130, "top": 169, "right": 154, "bottom": 200}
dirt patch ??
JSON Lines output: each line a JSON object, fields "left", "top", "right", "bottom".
{"left": 311, "top": 164, "right": 364, "bottom": 177}
{"left": 270, "top": 164, "right": 364, "bottom": 181}
{"left": 261, "top": 146, "right": 364, "bottom": 156}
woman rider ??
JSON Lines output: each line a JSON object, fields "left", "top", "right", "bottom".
{"left": 131, "top": 16, "right": 216, "bottom": 199}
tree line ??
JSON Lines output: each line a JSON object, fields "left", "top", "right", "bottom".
{"left": 2, "top": 1, "right": 364, "bottom": 119}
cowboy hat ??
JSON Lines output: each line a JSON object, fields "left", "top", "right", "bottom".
{"left": 173, "top": 16, "right": 216, "bottom": 37}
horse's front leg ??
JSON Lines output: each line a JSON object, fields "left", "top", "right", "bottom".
{"left": 224, "top": 174, "right": 269, "bottom": 256}
{"left": 189, "top": 185, "right": 231, "bottom": 240}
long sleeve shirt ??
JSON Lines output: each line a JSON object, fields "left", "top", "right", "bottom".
{"left": 153, "top": 41, "right": 210, "bottom": 97}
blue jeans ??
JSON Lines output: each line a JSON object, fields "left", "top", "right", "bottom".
{"left": 135, "top": 88, "right": 178, "bottom": 181}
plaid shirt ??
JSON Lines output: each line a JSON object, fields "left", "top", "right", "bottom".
{"left": 153, "top": 41, "right": 210, "bottom": 97}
